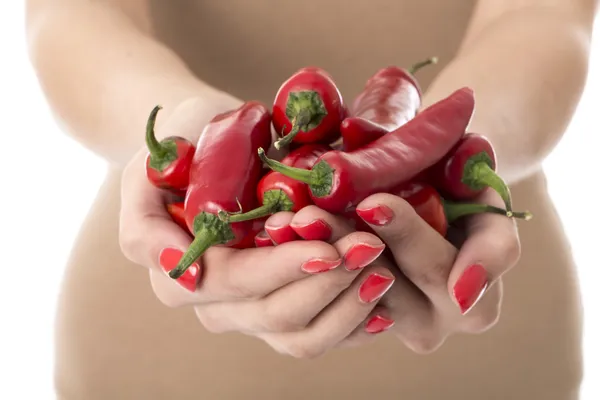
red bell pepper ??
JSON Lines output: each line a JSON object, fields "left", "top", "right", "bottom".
{"left": 168, "top": 101, "right": 272, "bottom": 279}
{"left": 273, "top": 67, "right": 345, "bottom": 149}
{"left": 259, "top": 87, "right": 475, "bottom": 213}
{"left": 427, "top": 133, "right": 513, "bottom": 212}
{"left": 144, "top": 105, "right": 195, "bottom": 196}
{"left": 341, "top": 58, "right": 437, "bottom": 151}
{"left": 389, "top": 182, "right": 531, "bottom": 237}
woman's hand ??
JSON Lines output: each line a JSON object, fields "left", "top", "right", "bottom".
{"left": 286, "top": 188, "right": 521, "bottom": 353}
{"left": 118, "top": 97, "right": 396, "bottom": 359}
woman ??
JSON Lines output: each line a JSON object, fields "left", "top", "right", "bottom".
{"left": 26, "top": 0, "right": 596, "bottom": 399}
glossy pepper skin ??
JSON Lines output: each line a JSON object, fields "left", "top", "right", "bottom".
{"left": 168, "top": 101, "right": 272, "bottom": 279}
{"left": 232, "top": 217, "right": 267, "bottom": 249}
{"left": 272, "top": 67, "right": 345, "bottom": 149}
{"left": 428, "top": 133, "right": 513, "bottom": 212}
{"left": 145, "top": 106, "right": 195, "bottom": 196}
{"left": 218, "top": 144, "right": 328, "bottom": 223}
{"left": 391, "top": 182, "right": 531, "bottom": 237}
{"left": 259, "top": 87, "right": 476, "bottom": 213}
{"left": 166, "top": 202, "right": 191, "bottom": 234}
{"left": 340, "top": 58, "right": 437, "bottom": 152}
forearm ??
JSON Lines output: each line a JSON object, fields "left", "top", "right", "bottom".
{"left": 27, "top": 2, "right": 221, "bottom": 164}
{"left": 422, "top": 8, "right": 592, "bottom": 184}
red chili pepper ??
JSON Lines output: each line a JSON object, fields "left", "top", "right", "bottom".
{"left": 168, "top": 101, "right": 272, "bottom": 279}
{"left": 341, "top": 58, "right": 437, "bottom": 152}
{"left": 144, "top": 106, "right": 195, "bottom": 196}
{"left": 272, "top": 67, "right": 345, "bottom": 149}
{"left": 218, "top": 145, "right": 328, "bottom": 224}
{"left": 390, "top": 182, "right": 531, "bottom": 236}
{"left": 259, "top": 87, "right": 475, "bottom": 213}
{"left": 427, "top": 132, "right": 514, "bottom": 212}
{"left": 232, "top": 217, "right": 267, "bottom": 249}
{"left": 166, "top": 202, "right": 191, "bottom": 234}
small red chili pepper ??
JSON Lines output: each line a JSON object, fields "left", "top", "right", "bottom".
{"left": 341, "top": 58, "right": 437, "bottom": 152}
{"left": 259, "top": 87, "right": 475, "bottom": 213}
{"left": 218, "top": 145, "right": 328, "bottom": 224}
{"left": 166, "top": 202, "right": 191, "bottom": 234}
{"left": 144, "top": 105, "right": 195, "bottom": 196}
{"left": 168, "top": 101, "right": 272, "bottom": 279}
{"left": 272, "top": 67, "right": 345, "bottom": 149}
{"left": 427, "top": 133, "right": 514, "bottom": 212}
{"left": 390, "top": 182, "right": 531, "bottom": 236}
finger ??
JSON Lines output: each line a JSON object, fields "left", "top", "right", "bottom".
{"left": 150, "top": 238, "right": 342, "bottom": 307}
{"left": 254, "top": 230, "right": 274, "bottom": 247}
{"left": 458, "top": 279, "right": 503, "bottom": 334}
{"left": 193, "top": 231, "right": 387, "bottom": 334}
{"left": 355, "top": 193, "right": 457, "bottom": 303}
{"left": 264, "top": 212, "right": 299, "bottom": 244}
{"left": 119, "top": 151, "right": 194, "bottom": 268}
{"left": 290, "top": 205, "right": 352, "bottom": 242}
{"left": 259, "top": 264, "right": 395, "bottom": 359}
{"left": 338, "top": 306, "right": 394, "bottom": 348}
{"left": 447, "top": 189, "right": 521, "bottom": 315}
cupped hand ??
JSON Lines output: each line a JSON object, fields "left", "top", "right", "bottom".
{"left": 118, "top": 94, "right": 395, "bottom": 359}
{"left": 286, "top": 188, "right": 521, "bottom": 353}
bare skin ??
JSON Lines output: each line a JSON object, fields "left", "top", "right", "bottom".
{"left": 27, "top": 0, "right": 596, "bottom": 399}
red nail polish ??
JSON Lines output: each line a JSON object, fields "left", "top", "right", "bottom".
{"left": 301, "top": 258, "right": 342, "bottom": 274}
{"left": 254, "top": 230, "right": 274, "bottom": 247}
{"left": 291, "top": 219, "right": 332, "bottom": 241}
{"left": 365, "top": 315, "right": 395, "bottom": 334}
{"left": 159, "top": 248, "right": 201, "bottom": 292}
{"left": 265, "top": 224, "right": 298, "bottom": 245}
{"left": 343, "top": 243, "right": 386, "bottom": 271}
{"left": 453, "top": 264, "right": 488, "bottom": 314}
{"left": 358, "top": 273, "right": 395, "bottom": 303}
{"left": 356, "top": 205, "right": 394, "bottom": 226}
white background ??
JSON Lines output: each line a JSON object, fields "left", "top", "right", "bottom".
{"left": 0, "top": 3, "right": 598, "bottom": 399}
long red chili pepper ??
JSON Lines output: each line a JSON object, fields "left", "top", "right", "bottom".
{"left": 258, "top": 87, "right": 475, "bottom": 213}
{"left": 218, "top": 145, "right": 329, "bottom": 223}
{"left": 390, "top": 182, "right": 531, "bottom": 237}
{"left": 166, "top": 202, "right": 191, "bottom": 234}
{"left": 427, "top": 132, "right": 514, "bottom": 212}
{"left": 144, "top": 106, "right": 195, "bottom": 196}
{"left": 272, "top": 67, "right": 345, "bottom": 149}
{"left": 168, "top": 101, "right": 272, "bottom": 279}
{"left": 341, "top": 58, "right": 437, "bottom": 152}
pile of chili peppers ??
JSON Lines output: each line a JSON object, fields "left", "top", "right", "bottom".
{"left": 143, "top": 57, "right": 532, "bottom": 285}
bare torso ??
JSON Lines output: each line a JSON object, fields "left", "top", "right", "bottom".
{"left": 54, "top": 1, "right": 583, "bottom": 399}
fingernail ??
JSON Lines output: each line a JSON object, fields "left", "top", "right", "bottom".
{"left": 358, "top": 273, "right": 395, "bottom": 303}
{"left": 301, "top": 258, "right": 342, "bottom": 274}
{"left": 343, "top": 243, "right": 386, "bottom": 271}
{"left": 265, "top": 224, "right": 298, "bottom": 245}
{"left": 453, "top": 264, "right": 488, "bottom": 314}
{"left": 365, "top": 315, "right": 395, "bottom": 334}
{"left": 291, "top": 219, "right": 332, "bottom": 241}
{"left": 159, "top": 247, "right": 201, "bottom": 293}
{"left": 356, "top": 205, "right": 394, "bottom": 226}
{"left": 254, "top": 231, "right": 274, "bottom": 247}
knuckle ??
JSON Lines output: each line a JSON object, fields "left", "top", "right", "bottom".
{"left": 222, "top": 270, "right": 257, "bottom": 301}
{"left": 284, "top": 341, "right": 324, "bottom": 360}
{"left": 118, "top": 227, "right": 140, "bottom": 262}
{"left": 194, "top": 307, "right": 227, "bottom": 334}
{"left": 411, "top": 258, "right": 449, "bottom": 288}
{"left": 260, "top": 304, "right": 306, "bottom": 332}
{"left": 503, "top": 234, "right": 522, "bottom": 267}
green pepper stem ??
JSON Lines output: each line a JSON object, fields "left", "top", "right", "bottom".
{"left": 168, "top": 229, "right": 216, "bottom": 279}
{"left": 274, "top": 108, "right": 312, "bottom": 150}
{"left": 469, "top": 161, "right": 513, "bottom": 212}
{"left": 443, "top": 199, "right": 532, "bottom": 223}
{"left": 218, "top": 202, "right": 277, "bottom": 223}
{"left": 408, "top": 56, "right": 438, "bottom": 75}
{"left": 145, "top": 105, "right": 169, "bottom": 159}
{"left": 258, "top": 148, "right": 317, "bottom": 185}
